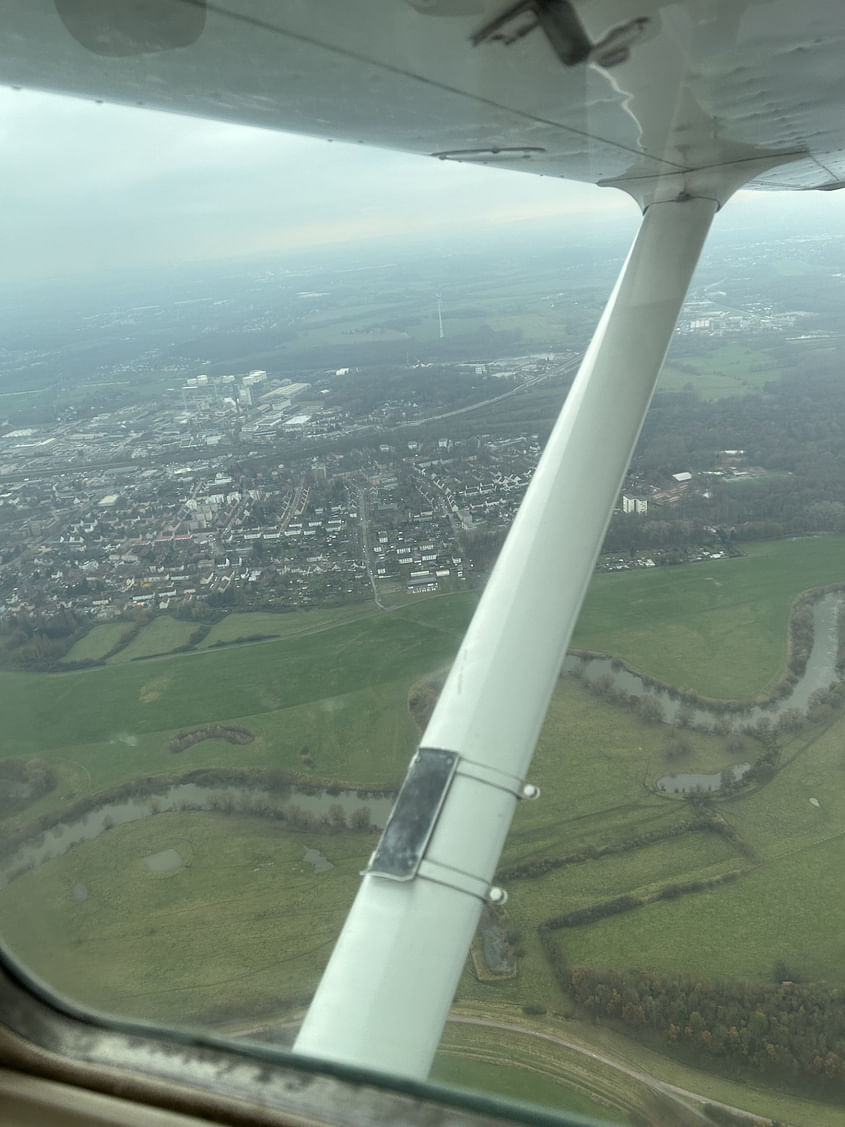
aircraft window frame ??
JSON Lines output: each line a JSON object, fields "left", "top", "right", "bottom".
{"left": 0, "top": 949, "right": 609, "bottom": 1127}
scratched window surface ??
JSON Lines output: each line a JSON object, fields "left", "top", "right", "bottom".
{"left": 3, "top": 42, "right": 845, "bottom": 1126}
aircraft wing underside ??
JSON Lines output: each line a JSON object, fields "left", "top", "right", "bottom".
{"left": 2, "top": 0, "right": 845, "bottom": 200}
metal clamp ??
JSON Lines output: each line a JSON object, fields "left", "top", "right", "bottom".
{"left": 455, "top": 757, "right": 540, "bottom": 801}
{"left": 415, "top": 860, "right": 507, "bottom": 905}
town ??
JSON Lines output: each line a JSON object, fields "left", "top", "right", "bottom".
{"left": 1, "top": 224, "right": 840, "bottom": 653}
{"left": 0, "top": 355, "right": 765, "bottom": 637}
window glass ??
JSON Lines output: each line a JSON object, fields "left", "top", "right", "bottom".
{"left": 2, "top": 27, "right": 845, "bottom": 1127}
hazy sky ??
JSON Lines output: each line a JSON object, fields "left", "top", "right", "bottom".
{"left": 3, "top": 86, "right": 845, "bottom": 284}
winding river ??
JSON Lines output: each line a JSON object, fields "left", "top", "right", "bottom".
{"left": 0, "top": 783, "right": 394, "bottom": 890}
{"left": 563, "top": 592, "right": 843, "bottom": 732}
{"left": 2, "top": 594, "right": 842, "bottom": 885}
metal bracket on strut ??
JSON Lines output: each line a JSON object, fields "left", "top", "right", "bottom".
{"left": 365, "top": 748, "right": 458, "bottom": 881}
{"left": 416, "top": 858, "right": 507, "bottom": 904}
{"left": 364, "top": 747, "right": 536, "bottom": 894}
{"left": 455, "top": 757, "right": 540, "bottom": 801}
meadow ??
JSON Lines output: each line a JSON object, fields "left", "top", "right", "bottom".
{"left": 0, "top": 604, "right": 468, "bottom": 780}
{"left": 432, "top": 1023, "right": 630, "bottom": 1124}
{"left": 437, "top": 1009, "right": 845, "bottom": 1127}
{"left": 572, "top": 535, "right": 845, "bottom": 699}
{"left": 0, "top": 810, "right": 368, "bottom": 1026}
{"left": 659, "top": 342, "right": 783, "bottom": 399}
{"left": 108, "top": 615, "right": 198, "bottom": 662}
{"left": 61, "top": 620, "right": 128, "bottom": 663}
{"left": 197, "top": 604, "right": 380, "bottom": 646}
{"left": 553, "top": 710, "right": 845, "bottom": 984}
{"left": 3, "top": 535, "right": 845, "bottom": 1125}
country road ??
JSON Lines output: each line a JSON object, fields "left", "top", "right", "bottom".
{"left": 446, "top": 1015, "right": 768, "bottom": 1125}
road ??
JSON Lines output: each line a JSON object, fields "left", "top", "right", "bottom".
{"left": 446, "top": 1015, "right": 772, "bottom": 1125}
{"left": 396, "top": 356, "right": 582, "bottom": 429}
{"left": 353, "top": 480, "right": 386, "bottom": 610}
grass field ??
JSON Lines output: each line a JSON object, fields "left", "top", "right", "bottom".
{"left": 440, "top": 1008, "right": 845, "bottom": 1127}
{"left": 449, "top": 677, "right": 756, "bottom": 1011}
{"left": 109, "top": 615, "right": 199, "bottom": 662}
{"left": 554, "top": 708, "right": 845, "bottom": 984}
{"left": 61, "top": 621, "right": 127, "bottom": 663}
{"left": 4, "top": 536, "right": 845, "bottom": 1123}
{"left": 0, "top": 810, "right": 370, "bottom": 1025}
{"left": 0, "top": 675, "right": 422, "bottom": 842}
{"left": 0, "top": 606, "right": 464, "bottom": 766}
{"left": 573, "top": 535, "right": 845, "bottom": 699}
{"left": 0, "top": 672, "right": 736, "bottom": 1027}
{"left": 659, "top": 342, "right": 783, "bottom": 399}
{"left": 433, "top": 1025, "right": 631, "bottom": 1123}
{"left": 198, "top": 604, "right": 380, "bottom": 646}
{"left": 437, "top": 692, "right": 845, "bottom": 1127}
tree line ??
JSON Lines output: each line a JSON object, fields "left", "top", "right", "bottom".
{"left": 551, "top": 957, "right": 845, "bottom": 1089}
{"left": 540, "top": 871, "right": 739, "bottom": 931}
{"left": 496, "top": 815, "right": 722, "bottom": 883}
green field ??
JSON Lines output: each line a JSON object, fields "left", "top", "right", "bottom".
{"left": 61, "top": 621, "right": 127, "bottom": 663}
{"left": 0, "top": 811, "right": 368, "bottom": 1025}
{"left": 438, "top": 1011, "right": 845, "bottom": 1127}
{"left": 441, "top": 672, "right": 845, "bottom": 1125}
{"left": 573, "top": 535, "right": 845, "bottom": 699}
{"left": 2, "top": 607, "right": 469, "bottom": 755}
{"left": 450, "top": 678, "right": 752, "bottom": 1009}
{"left": 109, "top": 615, "right": 199, "bottom": 662}
{"left": 3, "top": 535, "right": 845, "bottom": 1124}
{"left": 0, "top": 670, "right": 736, "bottom": 1027}
{"left": 450, "top": 664, "right": 845, "bottom": 993}
{"left": 659, "top": 342, "right": 783, "bottom": 399}
{"left": 433, "top": 1027, "right": 630, "bottom": 1124}
{"left": 556, "top": 711, "right": 845, "bottom": 983}
{"left": 198, "top": 604, "right": 379, "bottom": 646}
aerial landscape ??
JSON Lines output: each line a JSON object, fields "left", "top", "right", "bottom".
{"left": 3, "top": 178, "right": 845, "bottom": 1127}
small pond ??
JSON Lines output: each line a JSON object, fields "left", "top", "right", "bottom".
{"left": 144, "top": 848, "right": 184, "bottom": 873}
{"left": 657, "top": 762, "right": 751, "bottom": 794}
{"left": 303, "top": 847, "right": 333, "bottom": 872}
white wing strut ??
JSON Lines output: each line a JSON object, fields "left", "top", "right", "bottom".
{"left": 295, "top": 195, "right": 718, "bottom": 1079}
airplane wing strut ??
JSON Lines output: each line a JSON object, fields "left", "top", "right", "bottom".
{"left": 294, "top": 192, "right": 719, "bottom": 1079}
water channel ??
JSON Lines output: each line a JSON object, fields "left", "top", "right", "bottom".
{"left": 566, "top": 592, "right": 842, "bottom": 792}
{"left": 0, "top": 783, "right": 394, "bottom": 890}
{"left": 563, "top": 592, "right": 842, "bottom": 732}
{"left": 2, "top": 594, "right": 841, "bottom": 884}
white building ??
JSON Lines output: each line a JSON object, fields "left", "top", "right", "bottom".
{"left": 622, "top": 496, "right": 648, "bottom": 514}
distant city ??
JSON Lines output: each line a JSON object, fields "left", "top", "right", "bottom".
{"left": 1, "top": 224, "right": 843, "bottom": 644}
